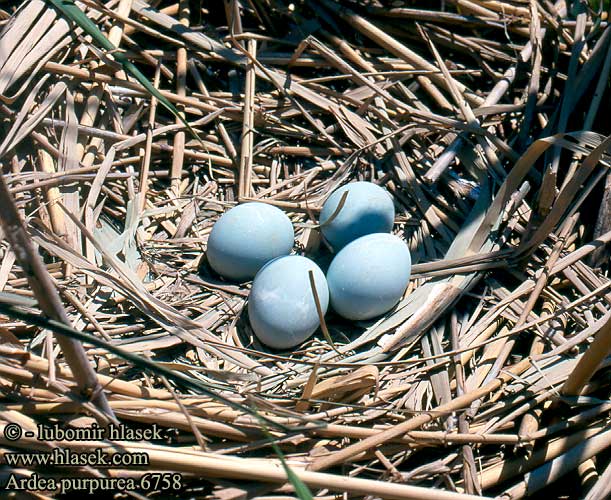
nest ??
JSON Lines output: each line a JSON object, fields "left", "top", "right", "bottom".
{"left": 0, "top": 0, "right": 611, "bottom": 498}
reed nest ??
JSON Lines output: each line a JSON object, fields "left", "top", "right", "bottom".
{"left": 1, "top": 0, "right": 611, "bottom": 499}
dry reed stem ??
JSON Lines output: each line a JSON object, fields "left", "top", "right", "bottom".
{"left": 36, "top": 149, "right": 67, "bottom": 239}
{"left": 169, "top": 0, "right": 189, "bottom": 195}
{"left": 0, "top": 424, "right": 491, "bottom": 500}
{"left": 309, "top": 359, "right": 531, "bottom": 471}
{"left": 0, "top": 177, "right": 114, "bottom": 422}
{"left": 238, "top": 39, "right": 257, "bottom": 200}
{"left": 501, "top": 428, "right": 611, "bottom": 498}
{"left": 561, "top": 312, "right": 611, "bottom": 396}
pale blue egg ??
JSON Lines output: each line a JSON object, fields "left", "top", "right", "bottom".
{"left": 319, "top": 181, "right": 395, "bottom": 250}
{"left": 248, "top": 255, "right": 329, "bottom": 349}
{"left": 207, "top": 202, "right": 294, "bottom": 281}
{"left": 327, "top": 233, "right": 411, "bottom": 320}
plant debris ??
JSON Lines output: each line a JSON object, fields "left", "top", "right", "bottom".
{"left": 1, "top": 0, "right": 611, "bottom": 499}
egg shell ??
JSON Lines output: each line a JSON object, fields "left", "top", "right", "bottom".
{"left": 319, "top": 181, "right": 395, "bottom": 250}
{"left": 327, "top": 233, "right": 411, "bottom": 320}
{"left": 248, "top": 255, "right": 329, "bottom": 349}
{"left": 206, "top": 202, "right": 294, "bottom": 281}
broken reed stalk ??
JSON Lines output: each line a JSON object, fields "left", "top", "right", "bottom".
{"left": 318, "top": 0, "right": 480, "bottom": 109}
{"left": 308, "top": 358, "right": 531, "bottom": 471}
{"left": 42, "top": 61, "right": 232, "bottom": 116}
{"left": 477, "top": 422, "right": 607, "bottom": 490}
{"left": 295, "top": 363, "right": 319, "bottom": 413}
{"left": 584, "top": 458, "right": 611, "bottom": 500}
{"left": 238, "top": 38, "right": 257, "bottom": 200}
{"left": 0, "top": 343, "right": 525, "bottom": 447}
{"left": 424, "top": 0, "right": 565, "bottom": 183}
{"left": 0, "top": 425, "right": 491, "bottom": 500}
{"left": 561, "top": 312, "right": 611, "bottom": 396}
{"left": 36, "top": 149, "right": 67, "bottom": 238}
{"left": 501, "top": 427, "right": 611, "bottom": 499}
{"left": 0, "top": 171, "right": 115, "bottom": 423}
{"left": 577, "top": 459, "right": 599, "bottom": 494}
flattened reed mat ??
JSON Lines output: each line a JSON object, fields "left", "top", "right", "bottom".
{"left": 0, "top": 1, "right": 610, "bottom": 498}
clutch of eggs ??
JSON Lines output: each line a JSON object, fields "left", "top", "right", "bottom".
{"left": 205, "top": 187, "right": 411, "bottom": 349}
